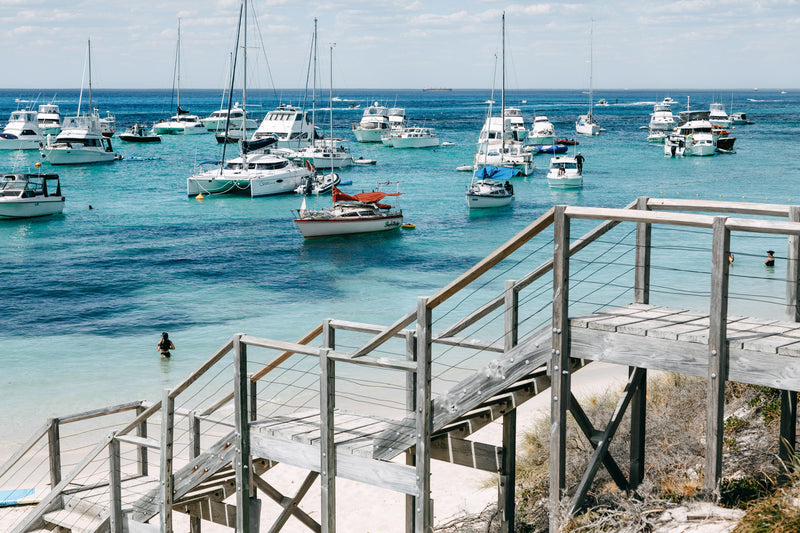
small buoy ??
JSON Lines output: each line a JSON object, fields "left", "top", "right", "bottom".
{"left": 35, "top": 162, "right": 41, "bottom": 167}
{"left": 402, "top": 223, "right": 416, "bottom": 230}
{"left": 196, "top": 193, "right": 204, "bottom": 200}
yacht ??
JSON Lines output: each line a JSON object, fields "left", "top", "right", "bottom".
{"left": 708, "top": 102, "right": 732, "bottom": 129}
{"left": 293, "top": 186, "right": 404, "bottom": 238}
{"left": 664, "top": 110, "right": 715, "bottom": 157}
{"left": 0, "top": 172, "right": 65, "bottom": 219}
{"left": 647, "top": 98, "right": 676, "bottom": 143}
{"left": 730, "top": 112, "right": 754, "bottom": 125}
{"left": 0, "top": 110, "right": 44, "bottom": 150}
{"left": 384, "top": 126, "right": 439, "bottom": 149}
{"left": 527, "top": 115, "right": 556, "bottom": 146}
{"left": 503, "top": 107, "right": 527, "bottom": 142}
{"left": 293, "top": 139, "right": 353, "bottom": 169}
{"left": 546, "top": 155, "right": 583, "bottom": 189}
{"left": 40, "top": 114, "right": 119, "bottom": 164}
{"left": 387, "top": 107, "right": 406, "bottom": 132}
{"left": 201, "top": 103, "right": 258, "bottom": 132}
{"left": 475, "top": 116, "right": 534, "bottom": 176}
{"left": 466, "top": 166, "right": 515, "bottom": 209}
{"left": 188, "top": 151, "right": 310, "bottom": 197}
{"left": 98, "top": 110, "right": 116, "bottom": 137}
{"left": 251, "top": 104, "right": 315, "bottom": 149}
{"left": 352, "top": 103, "right": 390, "bottom": 142}
{"left": 37, "top": 104, "right": 62, "bottom": 136}
{"left": 576, "top": 22, "right": 602, "bottom": 135}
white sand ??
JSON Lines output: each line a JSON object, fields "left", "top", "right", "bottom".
{"left": 0, "top": 363, "right": 629, "bottom": 532}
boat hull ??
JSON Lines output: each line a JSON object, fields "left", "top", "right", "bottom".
{"left": 0, "top": 137, "right": 42, "bottom": 150}
{"left": 353, "top": 128, "right": 386, "bottom": 143}
{"left": 547, "top": 174, "right": 583, "bottom": 189}
{"left": 466, "top": 192, "right": 513, "bottom": 209}
{"left": 294, "top": 214, "right": 403, "bottom": 238}
{"left": 40, "top": 147, "right": 118, "bottom": 165}
{"left": 0, "top": 197, "right": 64, "bottom": 218}
{"left": 390, "top": 137, "right": 439, "bottom": 149}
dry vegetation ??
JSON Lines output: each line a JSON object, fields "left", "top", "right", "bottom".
{"left": 436, "top": 373, "right": 800, "bottom": 532}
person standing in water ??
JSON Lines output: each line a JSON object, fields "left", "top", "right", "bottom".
{"left": 158, "top": 332, "right": 175, "bottom": 358}
{"left": 765, "top": 250, "right": 775, "bottom": 267}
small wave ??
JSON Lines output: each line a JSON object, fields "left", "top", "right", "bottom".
{"left": 745, "top": 98, "right": 782, "bottom": 102}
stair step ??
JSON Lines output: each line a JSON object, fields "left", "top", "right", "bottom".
{"left": 42, "top": 509, "right": 104, "bottom": 533}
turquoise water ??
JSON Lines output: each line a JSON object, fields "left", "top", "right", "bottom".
{"left": 1, "top": 88, "right": 799, "bottom": 452}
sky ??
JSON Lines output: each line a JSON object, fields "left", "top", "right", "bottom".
{"left": 1, "top": 0, "right": 799, "bottom": 90}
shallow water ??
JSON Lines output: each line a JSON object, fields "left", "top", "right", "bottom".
{"left": 1, "top": 88, "right": 798, "bottom": 452}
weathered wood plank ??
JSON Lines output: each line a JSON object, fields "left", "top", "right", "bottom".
{"left": 415, "top": 296, "right": 433, "bottom": 533}
{"left": 429, "top": 434, "right": 501, "bottom": 473}
{"left": 565, "top": 206, "right": 715, "bottom": 228}
{"left": 433, "top": 335, "right": 505, "bottom": 353}
{"left": 646, "top": 198, "right": 791, "bottom": 217}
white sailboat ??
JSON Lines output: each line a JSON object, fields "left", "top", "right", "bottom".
{"left": 154, "top": 20, "right": 207, "bottom": 135}
{"left": 40, "top": 40, "right": 120, "bottom": 165}
{"left": 576, "top": 22, "right": 601, "bottom": 135}
{"left": 186, "top": 1, "right": 308, "bottom": 197}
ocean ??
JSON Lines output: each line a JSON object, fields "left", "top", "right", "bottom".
{"left": 1, "top": 88, "right": 798, "bottom": 453}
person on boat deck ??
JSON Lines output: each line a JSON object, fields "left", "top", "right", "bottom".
{"left": 158, "top": 332, "right": 175, "bottom": 358}
{"left": 558, "top": 165, "right": 565, "bottom": 176}
{"left": 576, "top": 152, "right": 585, "bottom": 173}
{"left": 765, "top": 250, "right": 775, "bottom": 267}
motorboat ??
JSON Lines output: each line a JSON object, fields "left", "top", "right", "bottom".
{"left": 475, "top": 135, "right": 534, "bottom": 176}
{"left": 384, "top": 126, "right": 440, "bottom": 149}
{"left": 201, "top": 103, "right": 258, "bottom": 132}
{"left": 119, "top": 124, "right": 161, "bottom": 143}
{"left": 527, "top": 115, "right": 556, "bottom": 146}
{"left": 0, "top": 110, "right": 44, "bottom": 150}
{"left": 708, "top": 102, "right": 732, "bottom": 129}
{"left": 292, "top": 139, "right": 354, "bottom": 169}
{"left": 466, "top": 165, "right": 515, "bottom": 209}
{"left": 98, "top": 110, "right": 116, "bottom": 137}
{"left": 37, "top": 103, "right": 62, "bottom": 135}
{"left": 153, "top": 20, "right": 207, "bottom": 136}
{"left": 546, "top": 155, "right": 583, "bottom": 189}
{"left": 730, "top": 112, "right": 754, "bottom": 125}
{"left": 153, "top": 111, "right": 207, "bottom": 135}
{"left": 0, "top": 172, "right": 64, "bottom": 219}
{"left": 40, "top": 114, "right": 120, "bottom": 164}
{"left": 388, "top": 107, "right": 406, "bottom": 132}
{"left": 294, "top": 170, "right": 341, "bottom": 195}
{"left": 597, "top": 98, "right": 608, "bottom": 106}
{"left": 352, "top": 103, "right": 390, "bottom": 142}
{"left": 293, "top": 185, "right": 403, "bottom": 238}
{"left": 576, "top": 22, "right": 602, "bottom": 135}
{"left": 712, "top": 127, "right": 736, "bottom": 153}
{"left": 187, "top": 148, "right": 310, "bottom": 197}
{"left": 558, "top": 138, "right": 579, "bottom": 146}
{"left": 251, "top": 104, "right": 315, "bottom": 149}
{"left": 503, "top": 107, "right": 527, "bottom": 142}
{"left": 647, "top": 98, "right": 676, "bottom": 143}
{"left": 664, "top": 109, "right": 715, "bottom": 157}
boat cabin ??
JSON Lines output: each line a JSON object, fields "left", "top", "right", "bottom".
{"left": 0, "top": 173, "right": 61, "bottom": 198}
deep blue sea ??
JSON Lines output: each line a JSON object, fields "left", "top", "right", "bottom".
{"left": 1, "top": 88, "right": 799, "bottom": 452}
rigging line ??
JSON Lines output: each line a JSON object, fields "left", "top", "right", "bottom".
{"left": 249, "top": 0, "right": 278, "bottom": 99}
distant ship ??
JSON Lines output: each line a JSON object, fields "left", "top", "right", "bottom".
{"left": 422, "top": 87, "right": 453, "bottom": 92}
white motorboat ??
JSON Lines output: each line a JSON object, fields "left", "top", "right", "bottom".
{"left": 664, "top": 109, "right": 716, "bottom": 157}
{"left": 730, "top": 112, "right": 754, "bottom": 125}
{"left": 40, "top": 115, "right": 119, "bottom": 164}
{"left": 504, "top": 107, "right": 527, "bottom": 142}
{"left": 0, "top": 110, "right": 44, "bottom": 150}
{"left": 597, "top": 98, "right": 608, "bottom": 106}
{"left": 251, "top": 104, "right": 315, "bottom": 149}
{"left": 647, "top": 98, "right": 676, "bottom": 143}
{"left": 37, "top": 103, "right": 62, "bottom": 136}
{"left": 546, "top": 155, "right": 583, "bottom": 189}
{"left": 40, "top": 41, "right": 120, "bottom": 165}
{"left": 388, "top": 107, "right": 406, "bottom": 132}
{"left": 708, "top": 102, "right": 732, "bottom": 129}
{"left": 295, "top": 170, "right": 341, "bottom": 195}
{"left": 119, "top": 124, "right": 161, "bottom": 143}
{"left": 576, "top": 22, "right": 602, "bottom": 135}
{"left": 466, "top": 166, "right": 515, "bottom": 209}
{"left": 293, "top": 139, "right": 353, "bottom": 168}
{"left": 98, "top": 110, "right": 116, "bottom": 137}
{"left": 527, "top": 115, "right": 556, "bottom": 146}
{"left": 385, "top": 126, "right": 440, "bottom": 149}
{"left": 153, "top": 20, "right": 207, "bottom": 136}
{"left": 0, "top": 172, "right": 64, "bottom": 219}
{"left": 352, "top": 103, "right": 390, "bottom": 142}
{"left": 293, "top": 185, "right": 403, "bottom": 238}
{"left": 201, "top": 103, "right": 258, "bottom": 132}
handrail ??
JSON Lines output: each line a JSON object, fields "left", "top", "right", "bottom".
{"left": 647, "top": 198, "right": 791, "bottom": 217}
{"left": 250, "top": 323, "right": 323, "bottom": 381}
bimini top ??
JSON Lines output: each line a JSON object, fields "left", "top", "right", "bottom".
{"left": 332, "top": 187, "right": 401, "bottom": 208}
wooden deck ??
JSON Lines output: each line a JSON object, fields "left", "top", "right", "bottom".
{"left": 570, "top": 303, "right": 800, "bottom": 390}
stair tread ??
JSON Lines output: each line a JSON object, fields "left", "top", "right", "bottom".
{"left": 43, "top": 508, "right": 104, "bottom": 532}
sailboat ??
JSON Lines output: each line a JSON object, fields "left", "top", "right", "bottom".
{"left": 40, "top": 40, "right": 120, "bottom": 165}
{"left": 154, "top": 20, "right": 207, "bottom": 135}
{"left": 473, "top": 13, "right": 533, "bottom": 176}
{"left": 186, "top": 1, "right": 309, "bottom": 197}
{"left": 293, "top": 33, "right": 353, "bottom": 170}
{"left": 575, "top": 21, "right": 601, "bottom": 135}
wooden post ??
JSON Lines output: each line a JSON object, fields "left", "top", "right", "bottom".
{"left": 109, "top": 436, "right": 122, "bottom": 533}
{"left": 706, "top": 216, "right": 730, "bottom": 491}
{"left": 630, "top": 197, "right": 650, "bottom": 490}
{"left": 405, "top": 331, "right": 417, "bottom": 533}
{"left": 504, "top": 280, "right": 518, "bottom": 352}
{"left": 249, "top": 373, "right": 258, "bottom": 423}
{"left": 46, "top": 418, "right": 61, "bottom": 490}
{"left": 136, "top": 406, "right": 148, "bottom": 477}
{"left": 416, "top": 296, "right": 433, "bottom": 533}
{"left": 189, "top": 412, "right": 202, "bottom": 533}
{"left": 233, "top": 333, "right": 253, "bottom": 533}
{"left": 320, "top": 347, "right": 336, "bottom": 533}
{"left": 499, "top": 410, "right": 516, "bottom": 533}
{"left": 550, "top": 205, "right": 570, "bottom": 531}
{"left": 160, "top": 389, "right": 175, "bottom": 533}
{"left": 781, "top": 206, "right": 800, "bottom": 461}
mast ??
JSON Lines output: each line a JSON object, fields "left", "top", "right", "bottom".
{"left": 329, "top": 42, "right": 336, "bottom": 172}
{"left": 312, "top": 18, "right": 317, "bottom": 149}
{"left": 87, "top": 39, "right": 93, "bottom": 114}
{"left": 587, "top": 20, "right": 593, "bottom": 121}
{"left": 177, "top": 19, "right": 181, "bottom": 112}
{"left": 501, "top": 12, "right": 506, "bottom": 151}
{"left": 242, "top": 0, "right": 247, "bottom": 134}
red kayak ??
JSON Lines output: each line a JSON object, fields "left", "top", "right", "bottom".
{"left": 557, "top": 138, "right": 580, "bottom": 146}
